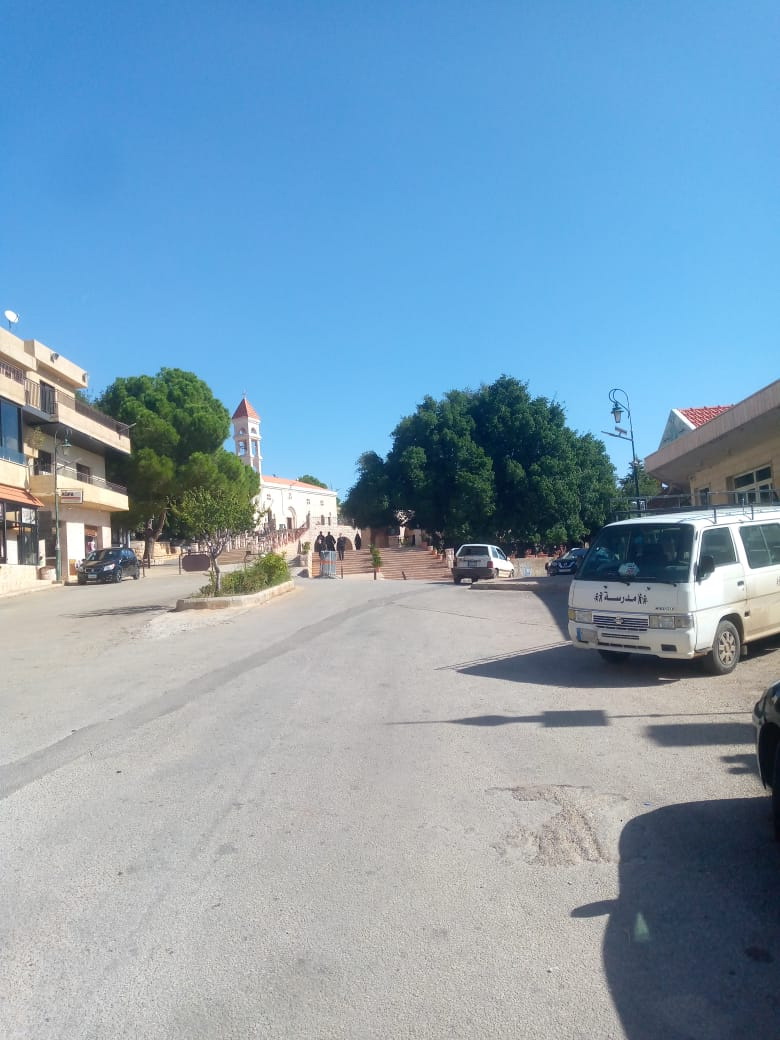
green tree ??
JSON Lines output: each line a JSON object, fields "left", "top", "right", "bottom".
{"left": 341, "top": 451, "right": 396, "bottom": 529}
{"left": 172, "top": 486, "right": 257, "bottom": 593}
{"left": 615, "top": 461, "right": 664, "bottom": 515}
{"left": 297, "top": 474, "right": 328, "bottom": 488}
{"left": 344, "top": 375, "right": 618, "bottom": 547}
{"left": 96, "top": 368, "right": 259, "bottom": 556}
{"left": 388, "top": 391, "right": 495, "bottom": 545}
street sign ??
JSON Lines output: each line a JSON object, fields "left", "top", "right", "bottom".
{"left": 58, "top": 490, "right": 83, "bottom": 503}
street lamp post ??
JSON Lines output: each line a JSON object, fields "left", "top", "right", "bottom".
{"left": 606, "top": 388, "right": 641, "bottom": 513}
{"left": 53, "top": 427, "right": 71, "bottom": 582}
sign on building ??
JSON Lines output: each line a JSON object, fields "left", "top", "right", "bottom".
{"left": 59, "top": 490, "right": 84, "bottom": 503}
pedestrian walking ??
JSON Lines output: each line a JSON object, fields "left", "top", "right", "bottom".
{"left": 325, "top": 531, "right": 336, "bottom": 553}
{"left": 354, "top": 531, "right": 362, "bottom": 551}
{"left": 336, "top": 535, "right": 346, "bottom": 561}
{"left": 314, "top": 532, "right": 326, "bottom": 558}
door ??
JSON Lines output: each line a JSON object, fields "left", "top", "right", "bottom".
{"left": 694, "top": 527, "right": 747, "bottom": 650}
{"left": 738, "top": 523, "right": 780, "bottom": 639}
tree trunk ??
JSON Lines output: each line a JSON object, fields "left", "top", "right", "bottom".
{"left": 143, "top": 510, "right": 168, "bottom": 566}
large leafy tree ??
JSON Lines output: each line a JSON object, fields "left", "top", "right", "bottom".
{"left": 297, "top": 474, "right": 328, "bottom": 488}
{"left": 388, "top": 391, "right": 495, "bottom": 545}
{"left": 344, "top": 375, "right": 617, "bottom": 547}
{"left": 96, "top": 368, "right": 259, "bottom": 555}
{"left": 341, "top": 452, "right": 396, "bottom": 529}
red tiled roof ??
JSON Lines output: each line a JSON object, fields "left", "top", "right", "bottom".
{"left": 678, "top": 405, "right": 732, "bottom": 428}
{"left": 232, "top": 396, "right": 260, "bottom": 420}
{"left": 262, "top": 476, "right": 335, "bottom": 492}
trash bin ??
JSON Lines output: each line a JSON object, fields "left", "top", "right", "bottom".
{"left": 320, "top": 550, "right": 337, "bottom": 578}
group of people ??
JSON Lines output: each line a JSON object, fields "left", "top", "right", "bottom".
{"left": 314, "top": 530, "right": 362, "bottom": 561}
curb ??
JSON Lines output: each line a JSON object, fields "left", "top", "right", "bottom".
{"left": 468, "top": 579, "right": 568, "bottom": 592}
{"left": 175, "top": 579, "right": 296, "bottom": 612}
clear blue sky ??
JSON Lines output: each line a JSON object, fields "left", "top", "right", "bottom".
{"left": 3, "top": 1, "right": 778, "bottom": 497}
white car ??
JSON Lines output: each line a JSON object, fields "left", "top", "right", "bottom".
{"left": 452, "top": 544, "right": 515, "bottom": 583}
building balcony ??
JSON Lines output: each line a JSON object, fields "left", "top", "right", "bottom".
{"left": 0, "top": 355, "right": 131, "bottom": 455}
{"left": 29, "top": 465, "right": 129, "bottom": 514}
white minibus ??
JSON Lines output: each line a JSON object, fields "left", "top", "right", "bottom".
{"left": 567, "top": 506, "right": 780, "bottom": 674}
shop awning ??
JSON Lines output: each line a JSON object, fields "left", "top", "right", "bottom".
{"left": 0, "top": 483, "right": 45, "bottom": 508}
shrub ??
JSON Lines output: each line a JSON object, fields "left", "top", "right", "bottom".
{"left": 198, "top": 553, "right": 290, "bottom": 597}
{"left": 370, "top": 545, "right": 382, "bottom": 569}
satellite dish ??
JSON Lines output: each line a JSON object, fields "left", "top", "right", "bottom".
{"left": 4, "top": 310, "right": 20, "bottom": 329}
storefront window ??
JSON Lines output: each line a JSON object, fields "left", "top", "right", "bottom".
{"left": 1, "top": 504, "right": 39, "bottom": 565}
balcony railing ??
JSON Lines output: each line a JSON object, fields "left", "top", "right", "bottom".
{"left": 0, "top": 358, "right": 25, "bottom": 386}
{"left": 0, "top": 355, "right": 130, "bottom": 437}
{"left": 33, "top": 459, "right": 127, "bottom": 496}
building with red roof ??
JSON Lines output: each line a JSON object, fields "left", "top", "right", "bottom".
{"left": 230, "top": 396, "right": 338, "bottom": 532}
{"left": 645, "top": 381, "right": 780, "bottom": 505}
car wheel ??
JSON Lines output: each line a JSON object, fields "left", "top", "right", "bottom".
{"left": 772, "top": 744, "right": 780, "bottom": 842}
{"left": 77, "top": 577, "right": 86, "bottom": 586}
{"left": 453, "top": 576, "right": 462, "bottom": 585}
{"left": 133, "top": 566, "right": 140, "bottom": 580}
{"left": 114, "top": 567, "right": 123, "bottom": 583}
{"left": 598, "top": 649, "right": 631, "bottom": 664}
{"left": 703, "top": 620, "right": 740, "bottom": 675}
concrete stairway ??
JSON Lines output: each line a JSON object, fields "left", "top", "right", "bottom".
{"left": 218, "top": 543, "right": 549, "bottom": 581}
{"left": 316, "top": 545, "right": 452, "bottom": 581}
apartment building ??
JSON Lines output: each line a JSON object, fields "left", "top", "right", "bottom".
{"left": 0, "top": 325, "right": 131, "bottom": 594}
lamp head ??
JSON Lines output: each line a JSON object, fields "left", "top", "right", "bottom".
{"left": 611, "top": 404, "right": 623, "bottom": 425}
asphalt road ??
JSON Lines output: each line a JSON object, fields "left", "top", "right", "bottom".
{"left": 1, "top": 572, "right": 779, "bottom": 1039}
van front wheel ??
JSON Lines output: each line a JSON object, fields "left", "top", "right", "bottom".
{"left": 704, "top": 620, "right": 740, "bottom": 675}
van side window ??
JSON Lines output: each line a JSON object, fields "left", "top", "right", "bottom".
{"left": 740, "top": 523, "right": 780, "bottom": 569}
{"left": 700, "top": 528, "right": 737, "bottom": 567}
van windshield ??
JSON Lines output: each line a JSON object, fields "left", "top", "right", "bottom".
{"left": 578, "top": 523, "right": 695, "bottom": 583}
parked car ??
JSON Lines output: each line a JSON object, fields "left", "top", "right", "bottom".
{"left": 452, "top": 544, "right": 515, "bottom": 584}
{"left": 77, "top": 547, "right": 141, "bottom": 584}
{"left": 753, "top": 678, "right": 780, "bottom": 839}
{"left": 547, "top": 547, "right": 588, "bottom": 575}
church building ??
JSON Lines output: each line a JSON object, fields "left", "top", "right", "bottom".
{"left": 231, "top": 396, "right": 338, "bottom": 533}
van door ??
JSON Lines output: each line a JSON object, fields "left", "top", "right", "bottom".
{"left": 694, "top": 527, "right": 747, "bottom": 650}
{"left": 737, "top": 522, "right": 780, "bottom": 640}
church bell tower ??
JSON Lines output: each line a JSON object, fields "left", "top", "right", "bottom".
{"left": 231, "top": 396, "right": 262, "bottom": 476}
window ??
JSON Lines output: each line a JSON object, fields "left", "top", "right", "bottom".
{"left": 0, "top": 398, "right": 24, "bottom": 464}
{"left": 35, "top": 449, "right": 53, "bottom": 475}
{"left": 697, "top": 487, "right": 710, "bottom": 506}
{"left": 732, "top": 466, "right": 775, "bottom": 504}
{"left": 76, "top": 463, "right": 91, "bottom": 482}
{"left": 238, "top": 440, "right": 247, "bottom": 455}
{"left": 2, "top": 503, "right": 39, "bottom": 565}
{"left": 701, "top": 528, "right": 737, "bottom": 567}
{"left": 740, "top": 524, "right": 780, "bottom": 569}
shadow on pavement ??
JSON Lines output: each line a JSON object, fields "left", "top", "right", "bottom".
{"left": 64, "top": 605, "right": 173, "bottom": 618}
{"left": 572, "top": 797, "right": 779, "bottom": 1039}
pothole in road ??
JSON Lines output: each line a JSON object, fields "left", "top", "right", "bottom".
{"left": 489, "top": 784, "right": 628, "bottom": 866}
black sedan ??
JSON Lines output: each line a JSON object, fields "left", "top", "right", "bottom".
{"left": 753, "top": 678, "right": 780, "bottom": 840}
{"left": 547, "top": 547, "right": 588, "bottom": 576}
{"left": 77, "top": 547, "right": 141, "bottom": 584}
